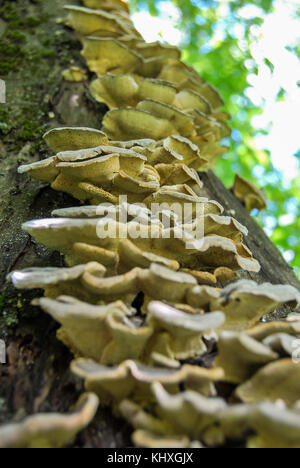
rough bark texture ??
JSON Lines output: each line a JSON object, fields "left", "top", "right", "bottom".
{"left": 0, "top": 0, "right": 299, "bottom": 448}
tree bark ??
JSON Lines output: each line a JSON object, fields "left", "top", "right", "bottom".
{"left": 0, "top": 0, "right": 299, "bottom": 448}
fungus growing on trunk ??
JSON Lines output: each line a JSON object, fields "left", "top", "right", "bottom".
{"left": 71, "top": 359, "right": 224, "bottom": 408}
{"left": 235, "top": 359, "right": 300, "bottom": 405}
{"left": 0, "top": 393, "right": 99, "bottom": 449}
{"left": 5, "top": 0, "right": 300, "bottom": 450}
{"left": 63, "top": 66, "right": 88, "bottom": 82}
{"left": 233, "top": 174, "right": 267, "bottom": 212}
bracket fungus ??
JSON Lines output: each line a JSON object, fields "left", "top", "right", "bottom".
{"left": 180, "top": 266, "right": 237, "bottom": 286}
{"left": 215, "top": 331, "right": 279, "bottom": 384}
{"left": 43, "top": 127, "right": 109, "bottom": 152}
{"left": 121, "top": 393, "right": 300, "bottom": 449}
{"left": 7, "top": 0, "right": 300, "bottom": 449}
{"left": 102, "top": 108, "right": 179, "bottom": 141}
{"left": 150, "top": 383, "right": 252, "bottom": 446}
{"left": 244, "top": 322, "right": 300, "bottom": 365}
{"left": 82, "top": 0, "right": 130, "bottom": 14}
{"left": 65, "top": 6, "right": 134, "bottom": 40}
{"left": 262, "top": 332, "right": 298, "bottom": 357}
{"left": 247, "top": 403, "right": 300, "bottom": 449}
{"left": 132, "top": 430, "right": 202, "bottom": 449}
{"left": 82, "top": 37, "right": 143, "bottom": 76}
{"left": 21, "top": 216, "right": 260, "bottom": 275}
{"left": 13, "top": 262, "right": 200, "bottom": 306}
{"left": 33, "top": 296, "right": 149, "bottom": 364}
{"left": 20, "top": 129, "right": 226, "bottom": 206}
{"left": 246, "top": 320, "right": 300, "bottom": 341}
{"left": 9, "top": 262, "right": 107, "bottom": 302}
{"left": 90, "top": 74, "right": 230, "bottom": 152}
{"left": 235, "top": 359, "right": 300, "bottom": 406}
{"left": 146, "top": 302, "right": 225, "bottom": 362}
{"left": 151, "top": 135, "right": 206, "bottom": 167}
{"left": 71, "top": 359, "right": 224, "bottom": 408}
{"left": 63, "top": 2, "right": 230, "bottom": 156}
{"left": 187, "top": 280, "right": 300, "bottom": 330}
{"left": 79, "top": 263, "right": 199, "bottom": 304}
{"left": 135, "top": 42, "right": 181, "bottom": 61}
{"left": 30, "top": 295, "right": 224, "bottom": 367}
{"left": 101, "top": 92, "right": 228, "bottom": 147}
{"left": 233, "top": 175, "right": 267, "bottom": 213}
{"left": 63, "top": 66, "right": 88, "bottom": 82}
{"left": 120, "top": 383, "right": 252, "bottom": 448}
{"left": 117, "top": 238, "right": 180, "bottom": 273}
{"left": 90, "top": 75, "right": 177, "bottom": 109}
{"left": 0, "top": 393, "right": 99, "bottom": 449}
{"left": 19, "top": 144, "right": 162, "bottom": 204}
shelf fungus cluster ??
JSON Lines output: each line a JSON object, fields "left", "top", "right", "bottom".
{"left": 64, "top": 2, "right": 230, "bottom": 165}
{"left": 2, "top": 0, "right": 300, "bottom": 449}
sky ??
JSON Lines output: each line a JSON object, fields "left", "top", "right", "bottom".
{"left": 247, "top": 0, "right": 300, "bottom": 182}
{"left": 132, "top": 0, "right": 300, "bottom": 182}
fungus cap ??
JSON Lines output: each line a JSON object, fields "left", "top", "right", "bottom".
{"left": 233, "top": 174, "right": 267, "bottom": 212}
{"left": 43, "top": 127, "right": 108, "bottom": 152}
{"left": 81, "top": 37, "right": 142, "bottom": 76}
{"left": 236, "top": 359, "right": 300, "bottom": 405}
{"left": 0, "top": 393, "right": 99, "bottom": 449}
{"left": 82, "top": 0, "right": 130, "bottom": 13}
{"left": 215, "top": 331, "right": 278, "bottom": 384}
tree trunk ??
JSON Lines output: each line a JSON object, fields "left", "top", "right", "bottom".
{"left": 0, "top": 0, "right": 299, "bottom": 448}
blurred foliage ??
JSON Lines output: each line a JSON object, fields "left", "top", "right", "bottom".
{"left": 130, "top": 0, "right": 300, "bottom": 277}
